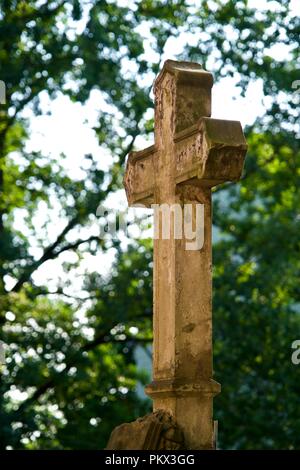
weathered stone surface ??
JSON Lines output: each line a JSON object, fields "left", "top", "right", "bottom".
{"left": 122, "top": 60, "right": 247, "bottom": 450}
{"left": 124, "top": 61, "right": 247, "bottom": 208}
{"left": 174, "top": 118, "right": 247, "bottom": 187}
{"left": 124, "top": 145, "right": 156, "bottom": 207}
{"left": 106, "top": 411, "right": 184, "bottom": 450}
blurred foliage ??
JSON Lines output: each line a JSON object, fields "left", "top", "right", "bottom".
{"left": 0, "top": 0, "right": 299, "bottom": 450}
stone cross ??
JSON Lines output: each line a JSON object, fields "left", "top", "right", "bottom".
{"left": 124, "top": 60, "right": 247, "bottom": 450}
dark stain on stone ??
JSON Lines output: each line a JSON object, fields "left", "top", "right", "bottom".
{"left": 182, "top": 323, "right": 196, "bottom": 333}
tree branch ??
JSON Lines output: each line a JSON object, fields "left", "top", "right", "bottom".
{"left": 12, "top": 327, "right": 152, "bottom": 418}
{"left": 10, "top": 129, "right": 140, "bottom": 294}
{"left": 11, "top": 216, "right": 79, "bottom": 292}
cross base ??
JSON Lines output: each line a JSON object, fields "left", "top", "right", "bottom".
{"left": 146, "top": 378, "right": 221, "bottom": 450}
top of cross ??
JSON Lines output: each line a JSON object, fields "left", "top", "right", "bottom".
{"left": 154, "top": 60, "right": 212, "bottom": 90}
{"left": 153, "top": 60, "right": 213, "bottom": 138}
{"left": 124, "top": 60, "right": 247, "bottom": 206}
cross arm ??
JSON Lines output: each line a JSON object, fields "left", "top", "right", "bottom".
{"left": 174, "top": 117, "right": 247, "bottom": 188}
{"left": 124, "top": 144, "right": 157, "bottom": 207}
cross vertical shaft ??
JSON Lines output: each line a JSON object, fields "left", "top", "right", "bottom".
{"left": 149, "top": 185, "right": 217, "bottom": 450}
